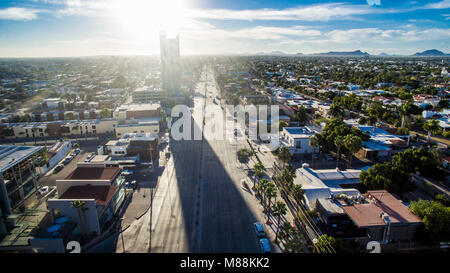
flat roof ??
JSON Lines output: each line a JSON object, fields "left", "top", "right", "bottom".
{"left": 64, "top": 166, "right": 121, "bottom": 181}
{"left": 0, "top": 145, "right": 43, "bottom": 173}
{"left": 317, "top": 198, "right": 345, "bottom": 215}
{"left": 59, "top": 185, "right": 117, "bottom": 206}
{"left": 90, "top": 155, "right": 109, "bottom": 163}
{"left": 116, "top": 103, "right": 160, "bottom": 112}
{"left": 284, "top": 127, "right": 316, "bottom": 138}
{"left": 343, "top": 190, "right": 422, "bottom": 228}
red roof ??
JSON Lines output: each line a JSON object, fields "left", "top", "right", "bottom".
{"left": 65, "top": 167, "right": 121, "bottom": 181}
{"left": 59, "top": 185, "right": 118, "bottom": 206}
{"left": 342, "top": 190, "right": 422, "bottom": 228}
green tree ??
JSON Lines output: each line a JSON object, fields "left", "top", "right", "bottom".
{"left": 314, "top": 234, "right": 337, "bottom": 253}
{"left": 278, "top": 165, "right": 296, "bottom": 189}
{"left": 309, "top": 134, "right": 320, "bottom": 169}
{"left": 358, "top": 116, "right": 367, "bottom": 125}
{"left": 265, "top": 182, "right": 278, "bottom": 220}
{"left": 252, "top": 162, "right": 265, "bottom": 189}
{"left": 329, "top": 103, "right": 344, "bottom": 119}
{"left": 391, "top": 147, "right": 442, "bottom": 180}
{"left": 343, "top": 135, "right": 362, "bottom": 168}
{"left": 277, "top": 146, "right": 291, "bottom": 167}
{"left": 66, "top": 112, "right": 75, "bottom": 120}
{"left": 423, "top": 119, "right": 440, "bottom": 145}
{"left": 359, "top": 162, "right": 411, "bottom": 195}
{"left": 292, "top": 106, "right": 309, "bottom": 123}
{"left": 399, "top": 102, "right": 422, "bottom": 128}
{"left": 257, "top": 179, "right": 270, "bottom": 208}
{"left": 279, "top": 120, "right": 288, "bottom": 131}
{"left": 409, "top": 199, "right": 450, "bottom": 242}
{"left": 272, "top": 201, "right": 288, "bottom": 242}
{"left": 290, "top": 184, "right": 304, "bottom": 203}
{"left": 237, "top": 148, "right": 253, "bottom": 164}
{"left": 99, "top": 108, "right": 111, "bottom": 119}
{"left": 414, "top": 115, "right": 425, "bottom": 130}
{"left": 334, "top": 136, "right": 344, "bottom": 169}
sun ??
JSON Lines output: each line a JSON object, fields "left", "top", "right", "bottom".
{"left": 113, "top": 0, "right": 187, "bottom": 41}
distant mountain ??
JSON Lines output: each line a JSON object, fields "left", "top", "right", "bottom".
{"left": 267, "top": 51, "right": 287, "bottom": 56}
{"left": 412, "top": 49, "right": 449, "bottom": 56}
{"left": 253, "top": 51, "right": 288, "bottom": 56}
{"left": 315, "top": 50, "right": 370, "bottom": 57}
{"left": 378, "top": 52, "right": 390, "bottom": 56}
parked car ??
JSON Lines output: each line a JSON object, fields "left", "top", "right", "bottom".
{"left": 54, "top": 164, "right": 64, "bottom": 173}
{"left": 253, "top": 222, "right": 266, "bottom": 238}
{"left": 39, "top": 186, "right": 49, "bottom": 195}
{"left": 73, "top": 148, "right": 80, "bottom": 155}
{"left": 259, "top": 238, "right": 271, "bottom": 253}
{"left": 62, "top": 158, "right": 72, "bottom": 165}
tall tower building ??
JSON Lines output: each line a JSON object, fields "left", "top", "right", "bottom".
{"left": 160, "top": 33, "right": 181, "bottom": 94}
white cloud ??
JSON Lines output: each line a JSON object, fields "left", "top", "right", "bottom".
{"left": 424, "top": 0, "right": 450, "bottom": 9}
{"left": 0, "top": 7, "right": 44, "bottom": 21}
{"left": 186, "top": 3, "right": 385, "bottom": 22}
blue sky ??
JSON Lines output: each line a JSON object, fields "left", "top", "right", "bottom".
{"left": 0, "top": 0, "right": 449, "bottom": 57}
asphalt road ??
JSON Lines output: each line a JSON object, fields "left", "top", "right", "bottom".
{"left": 149, "top": 66, "right": 262, "bottom": 253}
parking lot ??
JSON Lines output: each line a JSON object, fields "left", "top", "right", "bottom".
{"left": 39, "top": 142, "right": 102, "bottom": 187}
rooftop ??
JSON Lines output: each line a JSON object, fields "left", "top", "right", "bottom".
{"left": 283, "top": 127, "right": 316, "bottom": 138}
{"left": 64, "top": 166, "right": 121, "bottom": 181}
{"left": 59, "top": 185, "right": 117, "bottom": 206}
{"left": 0, "top": 145, "right": 43, "bottom": 173}
{"left": 294, "top": 167, "right": 362, "bottom": 208}
{"left": 115, "top": 103, "right": 160, "bottom": 112}
{"left": 343, "top": 190, "right": 422, "bottom": 228}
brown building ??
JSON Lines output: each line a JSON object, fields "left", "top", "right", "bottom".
{"left": 342, "top": 190, "right": 422, "bottom": 243}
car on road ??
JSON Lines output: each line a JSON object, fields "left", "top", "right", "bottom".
{"left": 259, "top": 238, "right": 271, "bottom": 253}
{"left": 53, "top": 164, "right": 64, "bottom": 173}
{"left": 254, "top": 222, "right": 266, "bottom": 238}
{"left": 73, "top": 148, "right": 80, "bottom": 155}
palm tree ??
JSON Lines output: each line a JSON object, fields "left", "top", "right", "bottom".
{"left": 265, "top": 182, "right": 277, "bottom": 223}
{"left": 279, "top": 120, "right": 288, "bottom": 131}
{"left": 252, "top": 162, "right": 265, "bottom": 190}
{"left": 329, "top": 103, "right": 344, "bottom": 119}
{"left": 71, "top": 200, "right": 87, "bottom": 236}
{"left": 290, "top": 184, "right": 304, "bottom": 203}
{"left": 343, "top": 135, "right": 362, "bottom": 168}
{"left": 278, "top": 146, "right": 291, "bottom": 167}
{"left": 399, "top": 103, "right": 412, "bottom": 129}
{"left": 309, "top": 134, "right": 320, "bottom": 168}
{"left": 279, "top": 222, "right": 296, "bottom": 244}
{"left": 334, "top": 136, "right": 345, "bottom": 169}
{"left": 278, "top": 165, "right": 296, "bottom": 189}
{"left": 257, "top": 179, "right": 270, "bottom": 207}
{"left": 423, "top": 119, "right": 440, "bottom": 146}
{"left": 272, "top": 201, "right": 288, "bottom": 243}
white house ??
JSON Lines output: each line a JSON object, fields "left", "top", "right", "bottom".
{"left": 280, "top": 127, "right": 320, "bottom": 155}
{"left": 293, "top": 166, "right": 362, "bottom": 210}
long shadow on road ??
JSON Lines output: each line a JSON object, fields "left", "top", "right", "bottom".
{"left": 153, "top": 95, "right": 261, "bottom": 253}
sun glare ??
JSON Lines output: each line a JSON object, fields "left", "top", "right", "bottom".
{"left": 113, "top": 0, "right": 187, "bottom": 41}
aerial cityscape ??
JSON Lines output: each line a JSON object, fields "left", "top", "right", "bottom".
{"left": 0, "top": 0, "right": 449, "bottom": 264}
